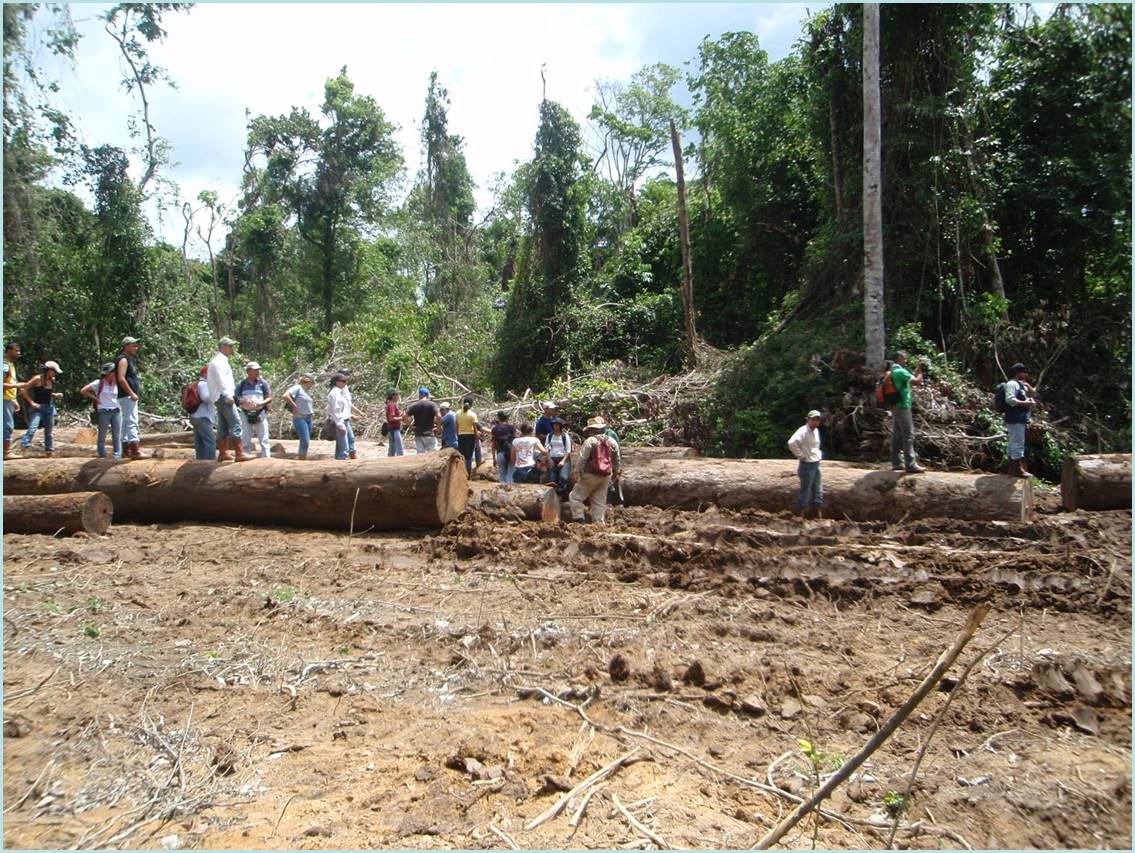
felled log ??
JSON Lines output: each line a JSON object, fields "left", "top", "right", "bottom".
{"left": 467, "top": 481, "right": 561, "bottom": 522}
{"left": 3, "top": 450, "right": 468, "bottom": 531}
{"left": 67, "top": 428, "right": 194, "bottom": 447}
{"left": 1061, "top": 453, "right": 1131, "bottom": 512}
{"left": 4, "top": 492, "right": 113, "bottom": 536}
{"left": 10, "top": 442, "right": 104, "bottom": 458}
{"left": 620, "top": 459, "right": 1033, "bottom": 523}
{"left": 472, "top": 444, "right": 697, "bottom": 482}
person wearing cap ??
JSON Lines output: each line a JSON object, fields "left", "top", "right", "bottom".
{"left": 188, "top": 365, "right": 216, "bottom": 460}
{"left": 438, "top": 401, "right": 459, "bottom": 451}
{"left": 490, "top": 410, "right": 516, "bottom": 483}
{"left": 535, "top": 402, "right": 557, "bottom": 446}
{"left": 1003, "top": 362, "right": 1037, "bottom": 478}
{"left": 81, "top": 362, "right": 123, "bottom": 459}
{"left": 406, "top": 386, "right": 441, "bottom": 454}
{"left": 236, "top": 361, "right": 272, "bottom": 458}
{"left": 327, "top": 373, "right": 364, "bottom": 460}
{"left": 544, "top": 417, "right": 573, "bottom": 494}
{"left": 887, "top": 351, "right": 926, "bottom": 473}
{"left": 3, "top": 342, "right": 29, "bottom": 460}
{"left": 207, "top": 336, "right": 248, "bottom": 462}
{"left": 788, "top": 410, "right": 824, "bottom": 521}
{"left": 18, "top": 361, "right": 64, "bottom": 456}
{"left": 115, "top": 336, "right": 143, "bottom": 459}
{"left": 569, "top": 416, "right": 623, "bottom": 523}
{"left": 384, "top": 389, "right": 405, "bottom": 457}
{"left": 283, "top": 374, "right": 316, "bottom": 460}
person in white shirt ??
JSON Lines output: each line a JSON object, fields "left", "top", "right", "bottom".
{"left": 189, "top": 365, "right": 215, "bottom": 460}
{"left": 544, "top": 418, "right": 573, "bottom": 493}
{"left": 787, "top": 409, "right": 824, "bottom": 521}
{"left": 510, "top": 421, "right": 548, "bottom": 484}
{"left": 206, "top": 337, "right": 247, "bottom": 462}
{"left": 80, "top": 362, "right": 122, "bottom": 459}
{"left": 327, "top": 373, "right": 363, "bottom": 460}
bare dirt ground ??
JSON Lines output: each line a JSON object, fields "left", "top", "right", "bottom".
{"left": 3, "top": 493, "right": 1130, "bottom": 850}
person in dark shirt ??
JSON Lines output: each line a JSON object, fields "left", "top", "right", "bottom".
{"left": 490, "top": 410, "right": 517, "bottom": 483}
{"left": 405, "top": 386, "right": 441, "bottom": 453}
{"left": 534, "top": 402, "right": 556, "bottom": 445}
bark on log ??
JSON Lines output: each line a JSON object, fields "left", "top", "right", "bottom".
{"left": 1061, "top": 453, "right": 1132, "bottom": 512}
{"left": 3, "top": 451, "right": 469, "bottom": 531}
{"left": 467, "top": 482, "right": 561, "bottom": 522}
{"left": 4, "top": 492, "right": 113, "bottom": 536}
{"left": 620, "top": 459, "right": 1033, "bottom": 523}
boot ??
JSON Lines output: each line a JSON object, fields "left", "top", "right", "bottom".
{"left": 2, "top": 440, "right": 9, "bottom": 460}
{"left": 128, "top": 441, "right": 143, "bottom": 460}
{"left": 233, "top": 438, "right": 250, "bottom": 462}
{"left": 349, "top": 451, "right": 358, "bottom": 460}
{"left": 298, "top": 453, "right": 308, "bottom": 461}
{"left": 216, "top": 438, "right": 232, "bottom": 462}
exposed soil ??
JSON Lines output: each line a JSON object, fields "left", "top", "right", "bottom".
{"left": 3, "top": 498, "right": 1130, "bottom": 849}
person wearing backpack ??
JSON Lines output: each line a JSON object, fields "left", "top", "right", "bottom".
{"left": 80, "top": 362, "right": 122, "bottom": 459}
{"left": 887, "top": 351, "right": 926, "bottom": 473}
{"left": 569, "top": 416, "right": 622, "bottom": 524}
{"left": 490, "top": 410, "right": 516, "bottom": 483}
{"left": 1002, "top": 362, "right": 1037, "bottom": 478}
{"left": 187, "top": 366, "right": 215, "bottom": 460}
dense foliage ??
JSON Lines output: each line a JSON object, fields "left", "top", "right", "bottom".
{"left": 3, "top": 3, "right": 1129, "bottom": 455}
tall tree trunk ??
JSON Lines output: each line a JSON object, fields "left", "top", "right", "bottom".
{"left": 829, "top": 99, "right": 845, "bottom": 224}
{"left": 670, "top": 118, "right": 699, "bottom": 367}
{"left": 862, "top": 3, "right": 886, "bottom": 374}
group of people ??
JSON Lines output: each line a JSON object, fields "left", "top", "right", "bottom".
{"left": 787, "top": 350, "right": 1038, "bottom": 520}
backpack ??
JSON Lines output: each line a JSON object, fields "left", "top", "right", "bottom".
{"left": 586, "top": 436, "right": 614, "bottom": 476}
{"left": 993, "top": 383, "right": 1008, "bottom": 413}
{"left": 180, "top": 379, "right": 202, "bottom": 414}
{"left": 874, "top": 370, "right": 901, "bottom": 406}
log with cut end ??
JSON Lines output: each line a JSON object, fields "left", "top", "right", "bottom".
{"left": 620, "top": 459, "right": 1033, "bottom": 523}
{"left": 1061, "top": 453, "right": 1131, "bottom": 511}
{"left": 3, "top": 450, "right": 468, "bottom": 531}
{"left": 467, "top": 481, "right": 562, "bottom": 522}
{"left": 4, "top": 492, "right": 113, "bottom": 536}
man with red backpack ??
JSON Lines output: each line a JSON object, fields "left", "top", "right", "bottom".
{"left": 569, "top": 416, "right": 622, "bottom": 524}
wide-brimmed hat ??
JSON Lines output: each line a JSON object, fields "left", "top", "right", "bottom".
{"left": 244, "top": 361, "right": 261, "bottom": 371}
{"left": 1009, "top": 362, "right": 1028, "bottom": 374}
{"left": 584, "top": 416, "right": 608, "bottom": 433}
{"left": 121, "top": 336, "right": 140, "bottom": 346}
{"left": 43, "top": 360, "right": 62, "bottom": 374}
{"left": 100, "top": 362, "right": 116, "bottom": 374}
{"left": 218, "top": 336, "right": 237, "bottom": 348}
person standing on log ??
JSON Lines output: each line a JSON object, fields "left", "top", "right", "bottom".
{"left": 327, "top": 373, "right": 363, "bottom": 460}
{"left": 456, "top": 397, "right": 481, "bottom": 474}
{"left": 81, "top": 362, "right": 123, "bottom": 459}
{"left": 569, "top": 416, "right": 622, "bottom": 523}
{"left": 406, "top": 387, "right": 440, "bottom": 454}
{"left": 3, "top": 342, "right": 28, "bottom": 460}
{"left": 283, "top": 374, "right": 316, "bottom": 460}
{"left": 888, "top": 351, "right": 926, "bottom": 473}
{"left": 491, "top": 410, "right": 516, "bottom": 483}
{"left": 19, "top": 361, "right": 64, "bottom": 456}
{"left": 115, "top": 336, "right": 143, "bottom": 460}
{"left": 788, "top": 409, "right": 824, "bottom": 521}
{"left": 439, "top": 401, "right": 459, "bottom": 451}
{"left": 207, "top": 336, "right": 248, "bottom": 463}
{"left": 188, "top": 365, "right": 215, "bottom": 460}
{"left": 236, "top": 362, "right": 272, "bottom": 458}
{"left": 384, "top": 389, "right": 405, "bottom": 457}
{"left": 1003, "top": 362, "right": 1037, "bottom": 478}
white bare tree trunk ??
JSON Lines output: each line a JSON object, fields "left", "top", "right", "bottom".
{"left": 863, "top": 3, "right": 886, "bottom": 373}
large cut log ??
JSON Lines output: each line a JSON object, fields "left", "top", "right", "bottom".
{"left": 620, "top": 459, "right": 1033, "bottom": 523}
{"left": 472, "top": 444, "right": 698, "bottom": 482}
{"left": 467, "top": 481, "right": 561, "bottom": 522}
{"left": 3, "top": 451, "right": 468, "bottom": 531}
{"left": 4, "top": 492, "right": 113, "bottom": 536}
{"left": 1061, "top": 453, "right": 1131, "bottom": 511}
{"left": 68, "top": 429, "right": 194, "bottom": 447}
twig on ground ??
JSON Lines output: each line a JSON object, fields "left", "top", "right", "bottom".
{"left": 525, "top": 747, "right": 648, "bottom": 831}
{"left": 489, "top": 824, "right": 520, "bottom": 849}
{"left": 612, "top": 792, "right": 669, "bottom": 849}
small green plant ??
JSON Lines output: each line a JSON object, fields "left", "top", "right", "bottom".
{"left": 883, "top": 790, "right": 906, "bottom": 817}
{"left": 40, "top": 601, "right": 61, "bottom": 614}
{"left": 797, "top": 738, "right": 844, "bottom": 772}
{"left": 337, "top": 645, "right": 351, "bottom": 656}
{"left": 86, "top": 597, "right": 103, "bottom": 613}
{"left": 206, "top": 650, "right": 221, "bottom": 660}
{"left": 83, "top": 624, "right": 100, "bottom": 638}
{"left": 271, "top": 586, "right": 296, "bottom": 603}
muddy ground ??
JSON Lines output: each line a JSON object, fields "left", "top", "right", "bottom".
{"left": 2, "top": 493, "right": 1131, "bottom": 850}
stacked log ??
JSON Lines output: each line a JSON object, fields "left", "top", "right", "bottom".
{"left": 3, "top": 450, "right": 468, "bottom": 531}
{"left": 619, "top": 459, "right": 1034, "bottom": 523}
{"left": 1061, "top": 453, "right": 1132, "bottom": 511}
{"left": 4, "top": 492, "right": 113, "bottom": 536}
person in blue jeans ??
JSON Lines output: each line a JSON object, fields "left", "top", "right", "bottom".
{"left": 187, "top": 365, "right": 216, "bottom": 460}
{"left": 81, "top": 362, "right": 123, "bottom": 459}
{"left": 19, "top": 361, "right": 63, "bottom": 456}
{"left": 283, "top": 374, "right": 316, "bottom": 459}
{"left": 438, "top": 401, "right": 459, "bottom": 450}
{"left": 787, "top": 409, "right": 824, "bottom": 521}
{"left": 327, "top": 373, "right": 362, "bottom": 460}
{"left": 490, "top": 411, "right": 516, "bottom": 483}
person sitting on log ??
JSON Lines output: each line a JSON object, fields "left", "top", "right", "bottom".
{"left": 1003, "top": 362, "right": 1037, "bottom": 478}
{"left": 19, "top": 361, "right": 64, "bottom": 457}
{"left": 236, "top": 361, "right": 272, "bottom": 458}
{"left": 569, "top": 416, "right": 622, "bottom": 524}
{"left": 510, "top": 422, "right": 548, "bottom": 484}
{"left": 788, "top": 409, "right": 824, "bottom": 521}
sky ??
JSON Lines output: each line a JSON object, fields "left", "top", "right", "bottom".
{"left": 38, "top": 3, "right": 817, "bottom": 251}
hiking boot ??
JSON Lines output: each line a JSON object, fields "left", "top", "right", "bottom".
{"left": 891, "top": 465, "right": 904, "bottom": 472}
{"left": 349, "top": 451, "right": 358, "bottom": 460}
{"left": 128, "top": 441, "right": 143, "bottom": 460}
{"left": 905, "top": 464, "right": 927, "bottom": 473}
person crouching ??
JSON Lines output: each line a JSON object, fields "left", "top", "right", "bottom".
{"left": 788, "top": 409, "right": 824, "bottom": 521}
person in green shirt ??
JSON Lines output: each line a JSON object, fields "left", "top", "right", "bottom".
{"left": 889, "top": 351, "right": 926, "bottom": 473}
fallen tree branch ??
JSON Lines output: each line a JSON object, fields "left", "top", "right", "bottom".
{"left": 754, "top": 602, "right": 990, "bottom": 849}
{"left": 612, "top": 792, "right": 669, "bottom": 849}
{"left": 525, "top": 747, "right": 648, "bottom": 831}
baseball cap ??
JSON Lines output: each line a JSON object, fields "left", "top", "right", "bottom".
{"left": 121, "top": 336, "right": 140, "bottom": 346}
{"left": 807, "top": 409, "right": 821, "bottom": 419}
{"left": 439, "top": 401, "right": 451, "bottom": 410}
{"left": 218, "top": 336, "right": 237, "bottom": 348}
{"left": 244, "top": 361, "right": 260, "bottom": 371}
{"left": 419, "top": 386, "right": 430, "bottom": 396}
{"left": 43, "top": 360, "right": 63, "bottom": 374}
{"left": 1009, "top": 363, "right": 1028, "bottom": 374}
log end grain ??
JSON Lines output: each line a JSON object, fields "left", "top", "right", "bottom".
{"left": 437, "top": 450, "right": 470, "bottom": 524}
{"left": 3, "top": 491, "right": 113, "bottom": 536}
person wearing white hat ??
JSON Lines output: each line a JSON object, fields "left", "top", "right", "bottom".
{"left": 236, "top": 361, "right": 272, "bottom": 458}
{"left": 18, "top": 361, "right": 64, "bottom": 456}
{"left": 568, "top": 416, "right": 622, "bottom": 524}
{"left": 81, "top": 362, "right": 123, "bottom": 459}
{"left": 115, "top": 336, "right": 143, "bottom": 459}
{"left": 787, "top": 409, "right": 824, "bottom": 521}
{"left": 208, "top": 336, "right": 247, "bottom": 462}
